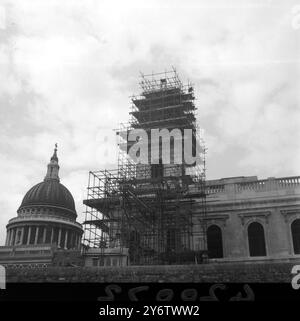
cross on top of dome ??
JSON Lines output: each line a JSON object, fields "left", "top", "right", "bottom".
{"left": 50, "top": 143, "right": 58, "bottom": 162}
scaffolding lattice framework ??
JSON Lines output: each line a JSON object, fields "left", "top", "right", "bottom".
{"left": 83, "top": 69, "right": 207, "bottom": 265}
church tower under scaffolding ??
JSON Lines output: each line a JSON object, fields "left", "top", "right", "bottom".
{"left": 83, "top": 69, "right": 207, "bottom": 266}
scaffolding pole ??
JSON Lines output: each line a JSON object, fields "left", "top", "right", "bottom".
{"left": 83, "top": 70, "right": 207, "bottom": 265}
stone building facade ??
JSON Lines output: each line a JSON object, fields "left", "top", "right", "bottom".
{"left": 83, "top": 174, "right": 300, "bottom": 267}
{"left": 195, "top": 175, "right": 300, "bottom": 263}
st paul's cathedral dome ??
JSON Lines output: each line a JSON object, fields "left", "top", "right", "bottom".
{"left": 4, "top": 145, "right": 83, "bottom": 252}
{"left": 18, "top": 145, "right": 77, "bottom": 219}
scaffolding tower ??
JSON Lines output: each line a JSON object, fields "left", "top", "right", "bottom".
{"left": 83, "top": 69, "right": 207, "bottom": 265}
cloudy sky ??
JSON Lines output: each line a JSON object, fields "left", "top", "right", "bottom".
{"left": 0, "top": 0, "right": 299, "bottom": 244}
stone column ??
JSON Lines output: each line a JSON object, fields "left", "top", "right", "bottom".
{"left": 6, "top": 230, "right": 10, "bottom": 246}
{"left": 20, "top": 227, "right": 25, "bottom": 245}
{"left": 27, "top": 227, "right": 32, "bottom": 245}
{"left": 5, "top": 230, "right": 10, "bottom": 246}
{"left": 71, "top": 232, "right": 75, "bottom": 248}
{"left": 10, "top": 229, "right": 14, "bottom": 246}
{"left": 5, "top": 231, "right": 8, "bottom": 246}
{"left": 58, "top": 228, "right": 62, "bottom": 248}
{"left": 8, "top": 230, "right": 12, "bottom": 246}
{"left": 10, "top": 229, "right": 16, "bottom": 246}
{"left": 50, "top": 227, "right": 54, "bottom": 244}
{"left": 77, "top": 234, "right": 81, "bottom": 250}
{"left": 34, "top": 226, "right": 39, "bottom": 245}
{"left": 69, "top": 232, "right": 73, "bottom": 248}
{"left": 43, "top": 227, "right": 47, "bottom": 243}
{"left": 74, "top": 234, "right": 78, "bottom": 249}
{"left": 64, "top": 230, "right": 68, "bottom": 249}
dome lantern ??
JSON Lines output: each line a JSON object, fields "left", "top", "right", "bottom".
{"left": 44, "top": 143, "right": 60, "bottom": 182}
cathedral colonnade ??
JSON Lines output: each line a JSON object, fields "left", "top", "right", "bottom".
{"left": 5, "top": 223, "right": 82, "bottom": 250}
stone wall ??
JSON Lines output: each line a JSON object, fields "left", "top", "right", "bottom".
{"left": 192, "top": 176, "right": 300, "bottom": 260}
{"left": 6, "top": 261, "right": 297, "bottom": 283}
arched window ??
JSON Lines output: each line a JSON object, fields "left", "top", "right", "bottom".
{"left": 291, "top": 219, "right": 300, "bottom": 254}
{"left": 207, "top": 225, "right": 223, "bottom": 258}
{"left": 248, "top": 222, "right": 266, "bottom": 257}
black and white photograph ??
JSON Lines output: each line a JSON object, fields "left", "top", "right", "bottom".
{"left": 0, "top": 0, "right": 299, "bottom": 318}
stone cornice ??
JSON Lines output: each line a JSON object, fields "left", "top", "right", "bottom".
{"left": 202, "top": 197, "right": 300, "bottom": 213}
{"left": 18, "top": 204, "right": 76, "bottom": 216}
{"left": 238, "top": 211, "right": 272, "bottom": 225}
{"left": 199, "top": 214, "right": 230, "bottom": 227}
{"left": 280, "top": 209, "right": 300, "bottom": 222}
{"left": 7, "top": 216, "right": 83, "bottom": 231}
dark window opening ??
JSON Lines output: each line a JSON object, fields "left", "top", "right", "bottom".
{"left": 23, "top": 227, "right": 29, "bottom": 245}
{"left": 292, "top": 219, "right": 300, "bottom": 254}
{"left": 16, "top": 231, "right": 22, "bottom": 244}
{"left": 60, "top": 230, "right": 66, "bottom": 248}
{"left": 207, "top": 225, "right": 223, "bottom": 258}
{"left": 37, "top": 227, "right": 44, "bottom": 244}
{"left": 45, "top": 227, "right": 52, "bottom": 243}
{"left": 248, "top": 222, "right": 266, "bottom": 257}
{"left": 29, "top": 227, "right": 36, "bottom": 244}
{"left": 53, "top": 228, "right": 59, "bottom": 245}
